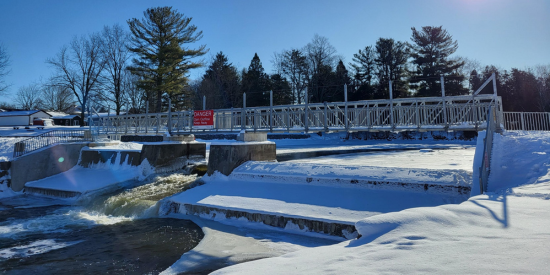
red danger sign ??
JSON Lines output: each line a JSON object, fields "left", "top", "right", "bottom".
{"left": 193, "top": 110, "right": 214, "bottom": 129}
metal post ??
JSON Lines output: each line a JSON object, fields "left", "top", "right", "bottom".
{"left": 473, "top": 95, "right": 478, "bottom": 131}
{"left": 304, "top": 88, "right": 309, "bottom": 133}
{"left": 203, "top": 95, "right": 206, "bottom": 110}
{"left": 521, "top": 112, "right": 525, "bottom": 131}
{"left": 270, "top": 90, "right": 273, "bottom": 132}
{"left": 491, "top": 72, "right": 502, "bottom": 129}
{"left": 389, "top": 80, "right": 394, "bottom": 130}
{"left": 344, "top": 84, "right": 349, "bottom": 131}
{"left": 323, "top": 101, "right": 328, "bottom": 132}
{"left": 168, "top": 98, "right": 172, "bottom": 135}
{"left": 441, "top": 76, "right": 448, "bottom": 128}
{"left": 87, "top": 105, "right": 92, "bottom": 139}
{"left": 107, "top": 106, "right": 110, "bottom": 136}
{"left": 145, "top": 101, "right": 149, "bottom": 134}
{"left": 242, "top": 93, "right": 246, "bottom": 131}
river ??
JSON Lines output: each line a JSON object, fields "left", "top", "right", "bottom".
{"left": 0, "top": 173, "right": 204, "bottom": 274}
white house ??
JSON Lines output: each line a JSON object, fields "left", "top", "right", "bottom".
{"left": 0, "top": 110, "right": 51, "bottom": 126}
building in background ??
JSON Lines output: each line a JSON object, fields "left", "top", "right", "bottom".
{"left": 0, "top": 110, "right": 51, "bottom": 126}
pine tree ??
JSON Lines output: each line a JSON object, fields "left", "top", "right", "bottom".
{"left": 374, "top": 38, "right": 409, "bottom": 99}
{"left": 409, "top": 26, "right": 467, "bottom": 97}
{"left": 242, "top": 53, "right": 270, "bottom": 107}
{"left": 199, "top": 52, "right": 241, "bottom": 109}
{"left": 350, "top": 46, "right": 376, "bottom": 100}
{"left": 270, "top": 74, "right": 292, "bottom": 105}
{"left": 127, "top": 6, "right": 207, "bottom": 112}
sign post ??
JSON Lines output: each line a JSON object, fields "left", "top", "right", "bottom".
{"left": 193, "top": 110, "right": 214, "bottom": 129}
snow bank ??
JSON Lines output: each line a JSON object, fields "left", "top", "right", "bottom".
{"left": 212, "top": 131, "right": 550, "bottom": 274}
{"left": 232, "top": 161, "right": 471, "bottom": 188}
{"left": 0, "top": 137, "right": 25, "bottom": 161}
{"left": 489, "top": 131, "right": 550, "bottom": 193}
{"left": 214, "top": 194, "right": 550, "bottom": 275}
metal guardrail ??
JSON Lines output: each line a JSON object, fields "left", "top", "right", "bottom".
{"left": 479, "top": 107, "right": 497, "bottom": 194}
{"left": 503, "top": 112, "right": 550, "bottom": 131}
{"left": 94, "top": 94, "right": 503, "bottom": 135}
{"left": 13, "top": 130, "right": 92, "bottom": 158}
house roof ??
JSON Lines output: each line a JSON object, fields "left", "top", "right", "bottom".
{"left": 52, "top": 115, "right": 80, "bottom": 119}
{"left": 47, "top": 111, "right": 69, "bottom": 117}
{"left": 0, "top": 110, "right": 50, "bottom": 117}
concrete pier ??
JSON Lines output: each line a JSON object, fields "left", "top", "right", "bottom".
{"left": 11, "top": 143, "right": 88, "bottom": 192}
{"left": 207, "top": 132, "right": 276, "bottom": 176}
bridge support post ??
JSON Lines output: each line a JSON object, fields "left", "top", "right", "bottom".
{"left": 324, "top": 101, "right": 328, "bottom": 132}
{"left": 242, "top": 93, "right": 246, "bottom": 131}
{"left": 304, "top": 88, "right": 309, "bottom": 133}
{"left": 441, "top": 76, "right": 448, "bottom": 129}
{"left": 168, "top": 98, "right": 172, "bottom": 135}
{"left": 389, "top": 80, "right": 394, "bottom": 130}
{"left": 344, "top": 84, "right": 349, "bottom": 131}
{"left": 270, "top": 90, "right": 273, "bottom": 132}
{"left": 145, "top": 102, "right": 149, "bottom": 134}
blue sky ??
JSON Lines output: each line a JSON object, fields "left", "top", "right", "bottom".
{"left": 0, "top": 0, "right": 549, "bottom": 102}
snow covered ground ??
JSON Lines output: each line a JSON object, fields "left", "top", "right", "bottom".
{"left": 168, "top": 174, "right": 464, "bottom": 226}
{"left": 0, "top": 137, "right": 25, "bottom": 161}
{"left": 206, "top": 131, "right": 550, "bottom": 274}
{"left": 286, "top": 147, "right": 475, "bottom": 170}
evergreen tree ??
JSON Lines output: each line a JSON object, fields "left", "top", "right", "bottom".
{"left": 242, "top": 53, "right": 270, "bottom": 107}
{"left": 469, "top": 69, "right": 483, "bottom": 93}
{"left": 409, "top": 26, "right": 467, "bottom": 97}
{"left": 270, "top": 74, "right": 292, "bottom": 105}
{"left": 350, "top": 46, "right": 376, "bottom": 86}
{"left": 374, "top": 38, "right": 409, "bottom": 99}
{"left": 127, "top": 6, "right": 207, "bottom": 112}
{"left": 350, "top": 46, "right": 376, "bottom": 100}
{"left": 198, "top": 52, "right": 241, "bottom": 109}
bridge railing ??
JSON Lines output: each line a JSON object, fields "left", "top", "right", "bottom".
{"left": 503, "top": 112, "right": 550, "bottom": 131}
{"left": 13, "top": 129, "right": 92, "bottom": 158}
{"left": 93, "top": 94, "right": 502, "bottom": 134}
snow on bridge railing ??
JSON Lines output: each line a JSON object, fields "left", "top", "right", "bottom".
{"left": 13, "top": 129, "right": 92, "bottom": 158}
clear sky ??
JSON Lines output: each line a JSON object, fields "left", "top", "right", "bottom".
{"left": 0, "top": 0, "right": 549, "bottom": 102}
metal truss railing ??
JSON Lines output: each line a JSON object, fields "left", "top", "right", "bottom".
{"left": 93, "top": 94, "right": 503, "bottom": 135}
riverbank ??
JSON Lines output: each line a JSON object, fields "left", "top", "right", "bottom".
{"left": 182, "top": 131, "right": 550, "bottom": 274}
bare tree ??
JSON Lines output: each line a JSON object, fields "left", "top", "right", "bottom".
{"left": 47, "top": 34, "right": 106, "bottom": 125}
{"left": 274, "top": 49, "right": 309, "bottom": 104}
{"left": 0, "top": 43, "right": 10, "bottom": 94}
{"left": 124, "top": 71, "right": 145, "bottom": 114}
{"left": 101, "top": 24, "right": 131, "bottom": 115}
{"left": 303, "top": 34, "right": 338, "bottom": 102}
{"left": 15, "top": 83, "right": 42, "bottom": 110}
{"left": 41, "top": 81, "right": 75, "bottom": 112}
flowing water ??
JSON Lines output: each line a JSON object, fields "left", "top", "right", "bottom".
{"left": 0, "top": 173, "right": 203, "bottom": 274}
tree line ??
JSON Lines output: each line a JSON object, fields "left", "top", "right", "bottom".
{"left": 0, "top": 6, "right": 549, "bottom": 126}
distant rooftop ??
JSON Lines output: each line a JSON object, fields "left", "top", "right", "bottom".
{"left": 0, "top": 110, "right": 48, "bottom": 117}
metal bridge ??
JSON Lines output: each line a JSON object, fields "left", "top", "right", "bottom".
{"left": 93, "top": 94, "right": 503, "bottom": 135}
{"left": 92, "top": 75, "right": 503, "bottom": 135}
